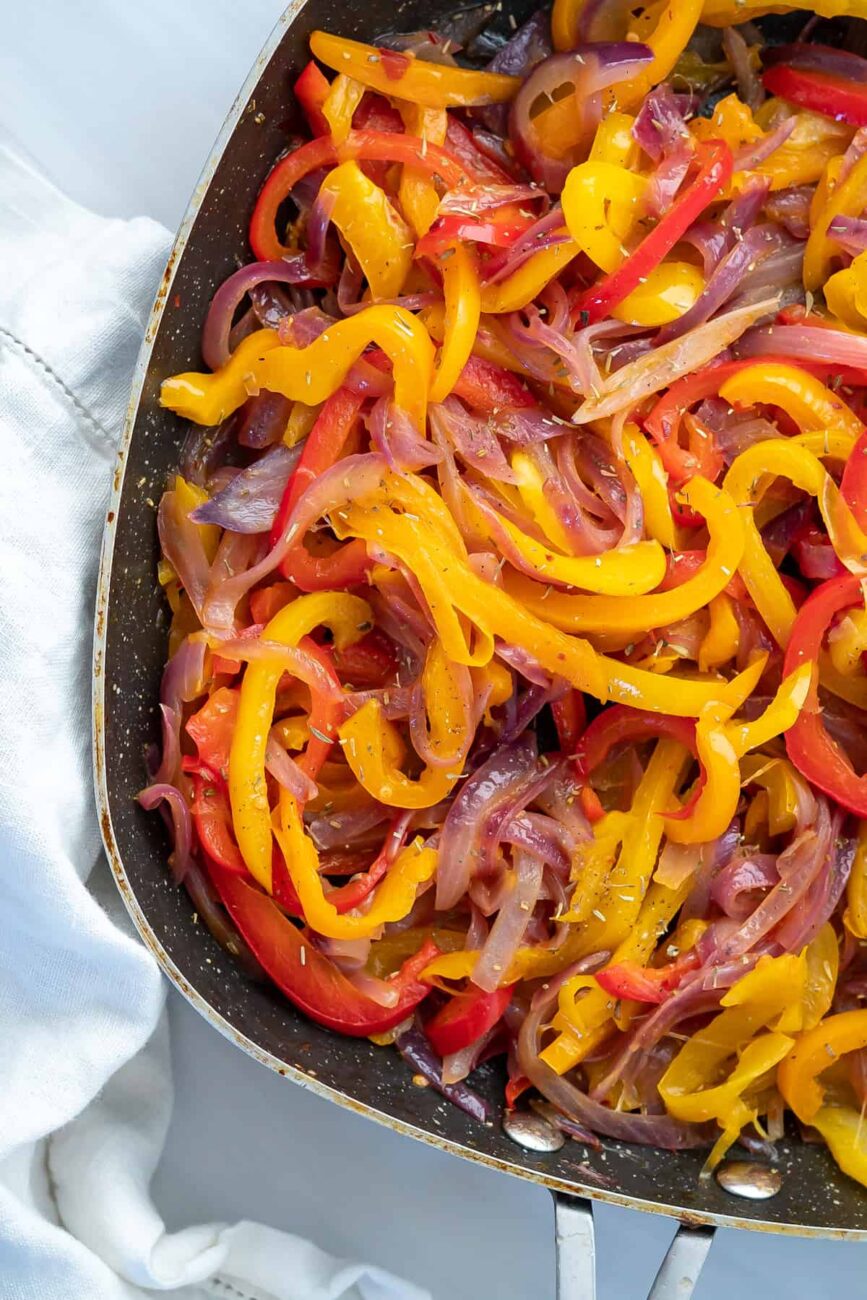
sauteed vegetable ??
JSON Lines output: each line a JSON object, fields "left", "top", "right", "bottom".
{"left": 145, "top": 0, "right": 867, "bottom": 1186}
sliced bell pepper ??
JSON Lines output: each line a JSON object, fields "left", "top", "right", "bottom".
{"left": 718, "top": 362, "right": 863, "bottom": 439}
{"left": 506, "top": 476, "right": 742, "bottom": 635}
{"left": 317, "top": 161, "right": 414, "bottom": 299}
{"left": 808, "top": 1105, "right": 867, "bottom": 1189}
{"left": 615, "top": 0, "right": 703, "bottom": 112}
{"left": 784, "top": 573, "right": 867, "bottom": 816}
{"left": 451, "top": 355, "right": 536, "bottom": 411}
{"left": 213, "top": 870, "right": 437, "bottom": 1035}
{"left": 594, "top": 950, "right": 700, "bottom": 1005}
{"left": 425, "top": 983, "right": 515, "bottom": 1058}
{"left": 309, "top": 31, "right": 519, "bottom": 108}
{"left": 551, "top": 689, "right": 587, "bottom": 753}
{"left": 321, "top": 73, "right": 365, "bottom": 145}
{"left": 160, "top": 308, "right": 435, "bottom": 435}
{"left": 186, "top": 761, "right": 247, "bottom": 875}
{"left": 845, "top": 820, "right": 867, "bottom": 939}
{"left": 841, "top": 428, "right": 867, "bottom": 533}
{"left": 574, "top": 707, "right": 696, "bottom": 778}
{"left": 397, "top": 102, "right": 448, "bottom": 239}
{"left": 186, "top": 686, "right": 239, "bottom": 781}
{"left": 429, "top": 243, "right": 481, "bottom": 404}
{"left": 571, "top": 140, "right": 733, "bottom": 325}
{"left": 479, "top": 240, "right": 579, "bottom": 315}
{"left": 248, "top": 129, "right": 468, "bottom": 261}
{"left": 778, "top": 1009, "right": 867, "bottom": 1124}
{"left": 804, "top": 148, "right": 867, "bottom": 293}
{"left": 763, "top": 64, "right": 867, "bottom": 129}
{"left": 699, "top": 592, "right": 740, "bottom": 673}
{"left": 294, "top": 60, "right": 332, "bottom": 137}
{"left": 229, "top": 591, "right": 369, "bottom": 891}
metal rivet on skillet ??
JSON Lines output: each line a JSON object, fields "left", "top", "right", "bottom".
{"left": 715, "top": 1160, "right": 782, "bottom": 1199}
{"left": 503, "top": 1109, "right": 565, "bottom": 1153}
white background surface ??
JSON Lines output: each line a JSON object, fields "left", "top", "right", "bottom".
{"left": 4, "top": 2, "right": 867, "bottom": 1295}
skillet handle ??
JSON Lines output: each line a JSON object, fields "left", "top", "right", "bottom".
{"left": 553, "top": 1193, "right": 716, "bottom": 1300}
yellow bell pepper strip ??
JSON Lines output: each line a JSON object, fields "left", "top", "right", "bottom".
{"left": 620, "top": 426, "right": 677, "bottom": 550}
{"left": 330, "top": 470, "right": 773, "bottom": 715}
{"left": 718, "top": 363, "right": 863, "bottom": 438}
{"left": 174, "top": 476, "right": 221, "bottom": 564}
{"left": 826, "top": 250, "right": 867, "bottom": 330}
{"left": 699, "top": 593, "right": 740, "bottom": 672}
{"left": 805, "top": 148, "right": 867, "bottom": 293}
{"left": 664, "top": 702, "right": 740, "bottom": 846}
{"left": 589, "top": 112, "right": 639, "bottom": 168}
{"left": 723, "top": 439, "right": 867, "bottom": 647}
{"left": 397, "top": 103, "right": 447, "bottom": 238}
{"left": 473, "top": 499, "right": 668, "bottom": 595}
{"left": 551, "top": 0, "right": 589, "bottom": 51}
{"left": 503, "top": 476, "right": 742, "bottom": 635}
{"left": 161, "top": 308, "right": 435, "bottom": 434}
{"left": 613, "top": 0, "right": 704, "bottom": 113}
{"left": 309, "top": 31, "right": 520, "bottom": 108}
{"left": 321, "top": 73, "right": 365, "bottom": 145}
{"left": 845, "top": 821, "right": 867, "bottom": 939}
{"left": 429, "top": 244, "right": 481, "bottom": 404}
{"left": 317, "top": 161, "right": 414, "bottom": 301}
{"left": 778, "top": 1010, "right": 867, "bottom": 1124}
{"left": 740, "top": 755, "right": 802, "bottom": 836}
{"left": 511, "top": 451, "right": 575, "bottom": 553}
{"left": 701, "top": 0, "right": 867, "bottom": 24}
{"left": 659, "top": 1008, "right": 794, "bottom": 1168}
{"left": 337, "top": 637, "right": 473, "bottom": 808}
{"left": 228, "top": 591, "right": 370, "bottom": 891}
{"left": 273, "top": 790, "right": 437, "bottom": 939}
{"left": 561, "top": 162, "right": 705, "bottom": 327}
{"left": 808, "top": 1105, "right": 867, "bottom": 1190}
{"left": 478, "top": 239, "right": 578, "bottom": 314}
{"left": 338, "top": 699, "right": 466, "bottom": 808}
{"left": 828, "top": 604, "right": 867, "bottom": 677}
{"left": 721, "top": 928, "right": 838, "bottom": 1034}
{"left": 663, "top": 662, "right": 811, "bottom": 845}
{"left": 562, "top": 811, "right": 632, "bottom": 925}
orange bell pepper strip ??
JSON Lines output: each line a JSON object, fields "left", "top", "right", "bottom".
{"left": 317, "top": 161, "right": 414, "bottom": 299}
{"left": 398, "top": 103, "right": 448, "bottom": 238}
{"left": 430, "top": 243, "right": 481, "bottom": 403}
{"left": 309, "top": 31, "right": 520, "bottom": 108}
{"left": 718, "top": 362, "right": 863, "bottom": 439}
{"left": 321, "top": 73, "right": 365, "bottom": 145}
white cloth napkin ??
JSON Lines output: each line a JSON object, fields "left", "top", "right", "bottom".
{"left": 0, "top": 140, "right": 430, "bottom": 1300}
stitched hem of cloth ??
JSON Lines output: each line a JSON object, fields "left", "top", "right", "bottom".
{"left": 0, "top": 323, "right": 115, "bottom": 452}
{"left": 206, "top": 1275, "right": 277, "bottom": 1300}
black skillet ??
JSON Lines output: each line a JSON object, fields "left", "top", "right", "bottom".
{"left": 93, "top": 3, "right": 867, "bottom": 1294}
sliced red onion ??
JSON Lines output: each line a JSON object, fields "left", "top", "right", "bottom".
{"left": 503, "top": 812, "right": 573, "bottom": 875}
{"left": 367, "top": 397, "right": 441, "bottom": 472}
{"left": 507, "top": 305, "right": 594, "bottom": 395}
{"left": 494, "top": 642, "right": 551, "bottom": 687}
{"left": 633, "top": 84, "right": 691, "bottom": 162}
{"left": 249, "top": 280, "right": 305, "bottom": 328}
{"left": 137, "top": 782, "right": 194, "bottom": 884}
{"left": 575, "top": 299, "right": 777, "bottom": 423}
{"left": 734, "top": 116, "right": 795, "bottom": 171}
{"left": 509, "top": 44, "right": 653, "bottom": 192}
{"left": 305, "top": 187, "right": 338, "bottom": 279}
{"left": 152, "top": 636, "right": 207, "bottom": 785}
{"left": 488, "top": 8, "right": 551, "bottom": 77}
{"left": 517, "top": 987, "right": 715, "bottom": 1149}
{"left": 764, "top": 186, "right": 813, "bottom": 240}
{"left": 439, "top": 183, "right": 545, "bottom": 218}
{"left": 710, "top": 852, "right": 779, "bottom": 920}
{"left": 481, "top": 207, "right": 569, "bottom": 285}
{"left": 201, "top": 257, "right": 332, "bottom": 371}
{"left": 191, "top": 443, "right": 301, "bottom": 534}
{"left": 827, "top": 214, "right": 867, "bottom": 256}
{"left": 377, "top": 30, "right": 460, "bottom": 66}
{"left": 307, "top": 803, "right": 390, "bottom": 852}
{"left": 157, "top": 486, "right": 212, "bottom": 622}
{"left": 763, "top": 41, "right": 867, "bottom": 83}
{"left": 737, "top": 322, "right": 867, "bottom": 370}
{"left": 237, "top": 392, "right": 293, "bottom": 449}
{"left": 396, "top": 1025, "right": 490, "bottom": 1122}
{"left": 179, "top": 416, "right": 238, "bottom": 488}
{"left": 723, "top": 24, "right": 763, "bottom": 112}
{"left": 473, "top": 850, "right": 544, "bottom": 992}
{"left": 656, "top": 225, "right": 781, "bottom": 345}
{"left": 429, "top": 397, "right": 517, "bottom": 483}
{"left": 265, "top": 732, "right": 318, "bottom": 803}
{"left": 774, "top": 829, "right": 854, "bottom": 953}
{"left": 442, "top": 1026, "right": 500, "bottom": 1086}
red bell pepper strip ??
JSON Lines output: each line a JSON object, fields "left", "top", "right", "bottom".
{"left": 574, "top": 705, "right": 697, "bottom": 779}
{"left": 445, "top": 117, "right": 514, "bottom": 184}
{"left": 249, "top": 582, "right": 296, "bottom": 628}
{"left": 324, "top": 813, "right": 410, "bottom": 914}
{"left": 186, "top": 686, "right": 239, "bottom": 780}
{"left": 416, "top": 211, "right": 537, "bottom": 259}
{"left": 785, "top": 573, "right": 867, "bottom": 816}
{"left": 842, "top": 429, "right": 867, "bottom": 533}
{"left": 294, "top": 636, "right": 345, "bottom": 781}
{"left": 425, "top": 983, "right": 515, "bottom": 1058}
{"left": 551, "top": 688, "right": 587, "bottom": 753}
{"left": 451, "top": 355, "right": 536, "bottom": 411}
{"left": 185, "top": 761, "right": 247, "bottom": 875}
{"left": 763, "top": 65, "right": 867, "bottom": 128}
{"left": 658, "top": 550, "right": 750, "bottom": 603}
{"left": 595, "top": 952, "right": 701, "bottom": 1005}
{"left": 250, "top": 129, "right": 469, "bottom": 261}
{"left": 330, "top": 629, "right": 399, "bottom": 688}
{"left": 269, "top": 387, "right": 372, "bottom": 592}
{"left": 352, "top": 92, "right": 404, "bottom": 134}
{"left": 294, "top": 61, "right": 332, "bottom": 137}
{"left": 212, "top": 871, "right": 438, "bottom": 1035}
{"left": 579, "top": 784, "right": 606, "bottom": 824}
{"left": 572, "top": 140, "right": 733, "bottom": 325}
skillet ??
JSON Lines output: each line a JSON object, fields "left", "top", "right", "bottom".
{"left": 93, "top": 2, "right": 867, "bottom": 1293}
